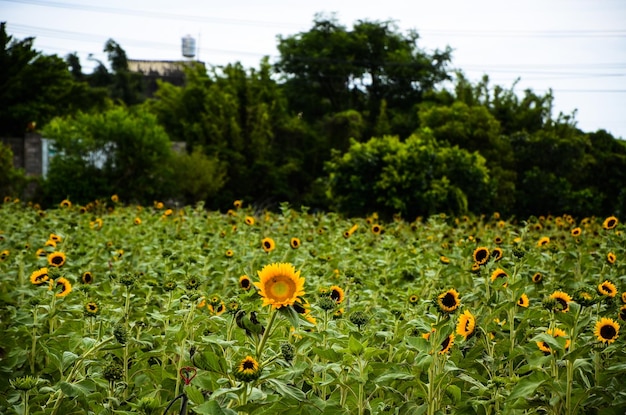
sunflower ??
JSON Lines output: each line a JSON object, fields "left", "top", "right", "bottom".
{"left": 603, "top": 216, "right": 619, "bottom": 230}
{"left": 0, "top": 250, "right": 9, "bottom": 261}
{"left": 225, "top": 249, "right": 234, "bottom": 258}
{"left": 607, "top": 252, "right": 616, "bottom": 265}
{"left": 163, "top": 209, "right": 173, "bottom": 217}
{"left": 532, "top": 272, "right": 543, "bottom": 284}
{"left": 537, "top": 236, "right": 550, "bottom": 247}
{"left": 456, "top": 310, "right": 476, "bottom": 340}
{"left": 436, "top": 289, "right": 461, "bottom": 314}
{"left": 619, "top": 305, "right": 626, "bottom": 322}
{"left": 35, "top": 248, "right": 47, "bottom": 258}
{"left": 233, "top": 356, "right": 261, "bottom": 382}
{"left": 90, "top": 218, "right": 103, "bottom": 230}
{"left": 241, "top": 215, "right": 254, "bottom": 226}
{"left": 47, "top": 252, "right": 66, "bottom": 267}
{"left": 155, "top": 201, "right": 164, "bottom": 210}
{"left": 550, "top": 291, "right": 572, "bottom": 312}
{"left": 254, "top": 263, "right": 305, "bottom": 309}
{"left": 473, "top": 247, "right": 490, "bottom": 265}
{"left": 536, "top": 328, "right": 569, "bottom": 354}
{"left": 29, "top": 268, "right": 49, "bottom": 285}
{"left": 290, "top": 237, "right": 301, "bottom": 249}
{"left": 594, "top": 318, "right": 620, "bottom": 344}
{"left": 84, "top": 302, "right": 99, "bottom": 316}
{"left": 344, "top": 224, "right": 358, "bottom": 238}
{"left": 517, "top": 293, "right": 530, "bottom": 308}
{"left": 292, "top": 297, "right": 311, "bottom": 315}
{"left": 44, "top": 239, "right": 56, "bottom": 247}
{"left": 470, "top": 263, "right": 481, "bottom": 273}
{"left": 134, "top": 217, "right": 142, "bottom": 225}
{"left": 49, "top": 233, "right": 62, "bottom": 242}
{"left": 494, "top": 236, "right": 503, "bottom": 245}
{"left": 440, "top": 256, "right": 450, "bottom": 264}
{"left": 52, "top": 277, "right": 72, "bottom": 298}
{"left": 571, "top": 227, "right": 581, "bottom": 237}
{"left": 622, "top": 292, "right": 626, "bottom": 304}
{"left": 491, "top": 247, "right": 503, "bottom": 262}
{"left": 261, "top": 237, "right": 276, "bottom": 253}
{"left": 490, "top": 268, "right": 508, "bottom": 283}
{"left": 408, "top": 294, "right": 419, "bottom": 305}
{"left": 239, "top": 275, "right": 252, "bottom": 291}
{"left": 233, "top": 200, "right": 243, "bottom": 209}
{"left": 329, "top": 285, "right": 345, "bottom": 304}
{"left": 598, "top": 280, "right": 617, "bottom": 298}
{"left": 371, "top": 224, "right": 383, "bottom": 235}
{"left": 208, "top": 301, "right": 226, "bottom": 316}
{"left": 81, "top": 271, "right": 94, "bottom": 284}
{"left": 439, "top": 333, "right": 455, "bottom": 354}
{"left": 59, "top": 199, "right": 72, "bottom": 208}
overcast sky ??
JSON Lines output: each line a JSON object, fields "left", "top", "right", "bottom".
{"left": 2, "top": 0, "right": 625, "bottom": 139}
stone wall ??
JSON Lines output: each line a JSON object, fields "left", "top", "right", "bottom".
{"left": 1, "top": 133, "right": 42, "bottom": 176}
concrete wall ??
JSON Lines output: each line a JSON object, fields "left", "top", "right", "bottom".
{"left": 1, "top": 133, "right": 42, "bottom": 176}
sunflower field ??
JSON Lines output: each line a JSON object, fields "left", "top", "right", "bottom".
{"left": 1, "top": 197, "right": 625, "bottom": 415}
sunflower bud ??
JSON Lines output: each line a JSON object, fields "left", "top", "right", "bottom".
{"left": 349, "top": 311, "right": 369, "bottom": 329}
{"left": 233, "top": 355, "right": 262, "bottom": 382}
{"left": 280, "top": 342, "right": 295, "bottom": 362}
{"left": 318, "top": 296, "right": 337, "bottom": 311}
{"left": 103, "top": 362, "right": 123, "bottom": 382}
{"left": 113, "top": 324, "right": 128, "bottom": 345}
{"left": 9, "top": 375, "right": 40, "bottom": 391}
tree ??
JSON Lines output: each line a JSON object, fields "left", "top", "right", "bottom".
{"left": 0, "top": 22, "right": 107, "bottom": 137}
{"left": 0, "top": 141, "right": 26, "bottom": 197}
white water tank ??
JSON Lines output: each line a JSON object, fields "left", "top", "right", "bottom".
{"left": 182, "top": 35, "right": 196, "bottom": 58}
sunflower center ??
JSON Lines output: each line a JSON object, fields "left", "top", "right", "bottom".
{"left": 241, "top": 279, "right": 250, "bottom": 289}
{"left": 51, "top": 256, "right": 63, "bottom": 265}
{"left": 264, "top": 241, "right": 272, "bottom": 249}
{"left": 475, "top": 250, "right": 487, "bottom": 262}
{"left": 441, "top": 293, "right": 456, "bottom": 307}
{"left": 268, "top": 277, "right": 295, "bottom": 301}
{"left": 556, "top": 298, "right": 568, "bottom": 309}
{"left": 242, "top": 360, "right": 256, "bottom": 371}
{"left": 440, "top": 336, "right": 451, "bottom": 350}
{"left": 330, "top": 290, "right": 341, "bottom": 302}
{"left": 600, "top": 325, "right": 617, "bottom": 339}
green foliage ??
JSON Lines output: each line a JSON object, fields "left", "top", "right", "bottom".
{"left": 325, "top": 132, "right": 490, "bottom": 219}
{"left": 40, "top": 106, "right": 173, "bottom": 205}
{"left": 169, "top": 146, "right": 227, "bottom": 205}
{"left": 0, "top": 141, "right": 27, "bottom": 197}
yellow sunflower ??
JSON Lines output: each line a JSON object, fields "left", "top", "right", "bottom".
{"left": 59, "top": 199, "right": 72, "bottom": 208}
{"left": 491, "top": 247, "right": 503, "bottom": 262}
{"left": 254, "top": 263, "right": 305, "bottom": 309}
{"left": 208, "top": 301, "right": 226, "bottom": 316}
{"left": 537, "top": 327, "right": 569, "bottom": 354}
{"left": 440, "top": 256, "right": 450, "bottom": 264}
{"left": 408, "top": 294, "right": 419, "bottom": 304}
{"left": 245, "top": 216, "right": 255, "bottom": 226}
{"left": 290, "top": 237, "right": 301, "bottom": 249}
{"left": 473, "top": 247, "right": 490, "bottom": 265}
{"left": 344, "top": 224, "right": 358, "bottom": 238}
{"left": 239, "top": 275, "right": 251, "bottom": 291}
{"left": 51, "top": 277, "right": 72, "bottom": 298}
{"left": 621, "top": 292, "right": 626, "bottom": 304}
{"left": 436, "top": 289, "right": 461, "bottom": 313}
{"left": 84, "top": 302, "right": 99, "bottom": 316}
{"left": 329, "top": 285, "right": 345, "bottom": 304}
{"left": 111, "top": 194, "right": 119, "bottom": 203}
{"left": 134, "top": 217, "right": 142, "bottom": 225}
{"left": 233, "top": 355, "right": 261, "bottom": 382}
{"left": 603, "top": 216, "right": 619, "bottom": 230}
{"left": 490, "top": 268, "right": 508, "bottom": 283}
{"left": 594, "top": 318, "right": 620, "bottom": 344}
{"left": 371, "top": 224, "right": 383, "bottom": 235}
{"left": 49, "top": 233, "right": 62, "bottom": 242}
{"left": 494, "top": 236, "right": 503, "bottom": 245}
{"left": 29, "top": 268, "right": 49, "bottom": 285}
{"left": 537, "top": 236, "right": 550, "bottom": 247}
{"left": 261, "top": 237, "right": 276, "bottom": 253}
{"left": 517, "top": 293, "right": 530, "bottom": 308}
{"left": 292, "top": 297, "right": 311, "bottom": 315}
{"left": 233, "top": 200, "right": 243, "bottom": 209}
{"left": 81, "top": 271, "right": 94, "bottom": 284}
{"left": 607, "top": 252, "right": 616, "bottom": 265}
{"left": 225, "top": 249, "right": 234, "bottom": 258}
{"left": 0, "top": 249, "right": 9, "bottom": 261}
{"left": 570, "top": 227, "right": 581, "bottom": 237}
{"left": 439, "top": 333, "right": 455, "bottom": 354}
{"left": 598, "top": 280, "right": 617, "bottom": 298}
{"left": 532, "top": 272, "right": 543, "bottom": 284}
{"left": 47, "top": 251, "right": 66, "bottom": 267}
{"left": 456, "top": 310, "right": 476, "bottom": 340}
{"left": 550, "top": 291, "right": 572, "bottom": 312}
{"left": 619, "top": 305, "right": 626, "bottom": 322}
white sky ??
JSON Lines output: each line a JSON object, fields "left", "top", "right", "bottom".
{"left": 2, "top": 0, "right": 625, "bottom": 139}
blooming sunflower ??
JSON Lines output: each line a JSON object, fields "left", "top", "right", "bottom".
{"left": 81, "top": 271, "right": 94, "bottom": 284}
{"left": 290, "top": 237, "right": 301, "bottom": 249}
{"left": 594, "top": 318, "right": 620, "bottom": 344}
{"left": 225, "top": 249, "right": 234, "bottom": 258}
{"left": 371, "top": 224, "right": 383, "bottom": 235}
{"left": 208, "top": 301, "right": 226, "bottom": 316}
{"left": 537, "top": 236, "right": 550, "bottom": 247}
{"left": 473, "top": 247, "right": 490, "bottom": 265}
{"left": 344, "top": 224, "right": 358, "bottom": 238}
{"left": 536, "top": 328, "right": 569, "bottom": 354}
{"left": 84, "top": 302, "right": 99, "bottom": 316}
{"left": 490, "top": 268, "right": 508, "bottom": 283}
{"left": 619, "top": 305, "right": 626, "bottom": 322}
{"left": 44, "top": 239, "right": 56, "bottom": 248}
{"left": 598, "top": 280, "right": 617, "bottom": 298}
{"left": 532, "top": 272, "right": 543, "bottom": 284}
{"left": 622, "top": 292, "right": 626, "bottom": 304}
{"left": 491, "top": 247, "right": 503, "bottom": 262}
{"left": 571, "top": 227, "right": 581, "bottom": 237}
{"left": 47, "top": 252, "right": 66, "bottom": 267}
{"left": 52, "top": 277, "right": 72, "bottom": 298}
{"left": 470, "top": 263, "right": 481, "bottom": 273}
{"left": 518, "top": 293, "right": 530, "bottom": 308}
{"left": 408, "top": 294, "right": 419, "bottom": 305}
{"left": 440, "top": 256, "right": 450, "bottom": 264}
{"left": 607, "top": 252, "right": 616, "bottom": 265}
{"left": 239, "top": 275, "right": 252, "bottom": 291}
{"left": 603, "top": 216, "right": 619, "bottom": 230}
{"left": 254, "top": 263, "right": 305, "bottom": 309}
{"left": 329, "top": 285, "right": 345, "bottom": 304}
{"left": 494, "top": 236, "right": 503, "bottom": 245}
{"left": 49, "top": 233, "right": 62, "bottom": 242}
{"left": 59, "top": 199, "right": 72, "bottom": 208}
{"left": 436, "top": 289, "right": 461, "bottom": 314}
{"left": 35, "top": 248, "right": 47, "bottom": 258}
{"left": 0, "top": 250, "right": 9, "bottom": 261}
{"left": 244, "top": 216, "right": 255, "bottom": 226}
{"left": 233, "top": 200, "right": 243, "bottom": 209}
{"left": 261, "top": 237, "right": 276, "bottom": 253}
{"left": 439, "top": 333, "right": 455, "bottom": 354}
{"left": 233, "top": 355, "right": 261, "bottom": 382}
{"left": 134, "top": 217, "right": 142, "bottom": 225}
{"left": 456, "top": 310, "right": 476, "bottom": 340}
{"left": 292, "top": 297, "right": 311, "bottom": 315}
{"left": 29, "top": 268, "right": 49, "bottom": 285}
{"left": 550, "top": 291, "right": 572, "bottom": 312}
{"left": 111, "top": 194, "right": 119, "bottom": 203}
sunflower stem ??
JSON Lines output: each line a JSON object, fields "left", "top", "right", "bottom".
{"left": 30, "top": 307, "right": 38, "bottom": 374}
{"left": 256, "top": 308, "right": 278, "bottom": 360}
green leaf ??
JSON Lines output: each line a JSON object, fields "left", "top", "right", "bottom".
{"left": 312, "top": 347, "right": 342, "bottom": 361}
{"left": 192, "top": 350, "right": 228, "bottom": 374}
{"left": 265, "top": 378, "right": 306, "bottom": 401}
{"left": 506, "top": 372, "right": 550, "bottom": 402}
{"left": 374, "top": 372, "right": 415, "bottom": 383}
{"left": 348, "top": 335, "right": 364, "bottom": 356}
{"left": 61, "top": 351, "right": 79, "bottom": 372}
{"left": 193, "top": 399, "right": 237, "bottom": 415}
{"left": 279, "top": 305, "right": 300, "bottom": 329}
{"left": 185, "top": 385, "right": 205, "bottom": 405}
{"left": 445, "top": 384, "right": 461, "bottom": 403}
